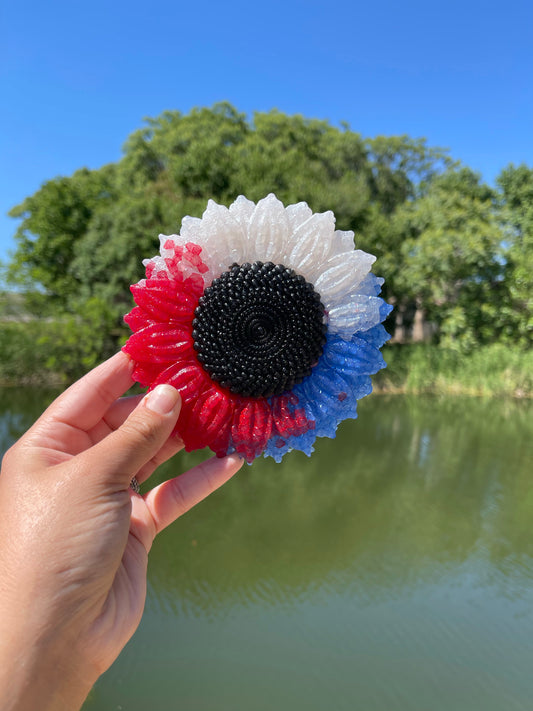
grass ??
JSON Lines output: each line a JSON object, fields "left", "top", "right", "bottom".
{"left": 376, "top": 342, "right": 533, "bottom": 398}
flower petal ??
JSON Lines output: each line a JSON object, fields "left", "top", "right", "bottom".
{"left": 152, "top": 361, "right": 211, "bottom": 403}
{"left": 231, "top": 398, "right": 273, "bottom": 462}
{"left": 314, "top": 250, "right": 376, "bottom": 306}
{"left": 200, "top": 200, "right": 247, "bottom": 274}
{"left": 123, "top": 324, "right": 193, "bottom": 364}
{"left": 271, "top": 394, "right": 313, "bottom": 438}
{"left": 180, "top": 217, "right": 203, "bottom": 242}
{"left": 358, "top": 322, "right": 391, "bottom": 350}
{"left": 246, "top": 194, "right": 290, "bottom": 264}
{"left": 264, "top": 427, "right": 317, "bottom": 462}
{"left": 327, "top": 294, "right": 383, "bottom": 337}
{"left": 297, "top": 364, "right": 370, "bottom": 438}
{"left": 287, "top": 211, "right": 336, "bottom": 282}
{"left": 228, "top": 195, "right": 256, "bottom": 231}
{"left": 131, "top": 361, "right": 166, "bottom": 388}
{"left": 329, "top": 230, "right": 355, "bottom": 257}
{"left": 180, "top": 387, "right": 234, "bottom": 453}
{"left": 285, "top": 202, "right": 313, "bottom": 232}
{"left": 357, "top": 273, "right": 384, "bottom": 296}
{"left": 124, "top": 306, "right": 158, "bottom": 332}
{"left": 130, "top": 280, "right": 198, "bottom": 323}
{"left": 323, "top": 335, "right": 386, "bottom": 376}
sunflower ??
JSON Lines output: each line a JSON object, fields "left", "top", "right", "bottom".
{"left": 123, "top": 194, "right": 392, "bottom": 462}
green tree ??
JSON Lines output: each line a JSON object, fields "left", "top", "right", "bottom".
{"left": 393, "top": 168, "right": 504, "bottom": 349}
{"left": 496, "top": 164, "right": 533, "bottom": 345}
{"left": 8, "top": 165, "right": 117, "bottom": 314}
{"left": 8, "top": 104, "right": 448, "bottom": 321}
{"left": 6, "top": 103, "right": 458, "bottom": 375}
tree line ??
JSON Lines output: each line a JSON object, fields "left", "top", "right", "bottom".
{"left": 2, "top": 103, "right": 532, "bottom": 380}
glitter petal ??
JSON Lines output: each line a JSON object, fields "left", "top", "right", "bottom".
{"left": 200, "top": 200, "right": 247, "bottom": 274}
{"left": 285, "top": 202, "right": 313, "bottom": 232}
{"left": 130, "top": 280, "right": 198, "bottom": 322}
{"left": 228, "top": 195, "right": 256, "bottom": 229}
{"left": 125, "top": 324, "right": 193, "bottom": 364}
{"left": 232, "top": 399, "right": 273, "bottom": 462}
{"left": 288, "top": 211, "right": 335, "bottom": 282}
{"left": 180, "top": 387, "right": 234, "bottom": 453}
{"left": 314, "top": 250, "right": 376, "bottom": 305}
{"left": 246, "top": 194, "right": 290, "bottom": 264}
{"left": 327, "top": 294, "right": 383, "bottom": 337}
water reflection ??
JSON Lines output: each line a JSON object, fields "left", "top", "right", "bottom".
{"left": 2, "top": 390, "right": 533, "bottom": 710}
{"left": 138, "top": 395, "right": 533, "bottom": 614}
{"left": 0, "top": 386, "right": 59, "bottom": 455}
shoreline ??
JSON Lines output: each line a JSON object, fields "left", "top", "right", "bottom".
{"left": 1, "top": 377, "right": 530, "bottom": 400}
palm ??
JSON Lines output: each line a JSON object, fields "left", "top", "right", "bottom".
{"left": 8, "top": 352, "right": 242, "bottom": 678}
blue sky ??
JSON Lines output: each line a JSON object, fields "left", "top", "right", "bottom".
{"left": 1, "top": 0, "right": 532, "bottom": 265}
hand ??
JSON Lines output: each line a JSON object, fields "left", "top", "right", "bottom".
{"left": 0, "top": 352, "right": 243, "bottom": 711}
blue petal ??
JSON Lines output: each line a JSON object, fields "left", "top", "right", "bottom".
{"left": 264, "top": 428, "right": 316, "bottom": 462}
{"left": 379, "top": 300, "right": 394, "bottom": 321}
{"left": 358, "top": 322, "right": 391, "bottom": 349}
{"left": 324, "top": 335, "right": 386, "bottom": 375}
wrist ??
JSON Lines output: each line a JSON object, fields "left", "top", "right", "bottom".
{"left": 0, "top": 622, "right": 96, "bottom": 711}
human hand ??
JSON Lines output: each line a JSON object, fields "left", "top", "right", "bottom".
{"left": 0, "top": 352, "right": 243, "bottom": 711}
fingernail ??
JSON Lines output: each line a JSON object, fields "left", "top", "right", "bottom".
{"left": 145, "top": 385, "right": 180, "bottom": 415}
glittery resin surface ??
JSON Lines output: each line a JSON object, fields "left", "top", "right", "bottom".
{"left": 123, "top": 194, "right": 392, "bottom": 462}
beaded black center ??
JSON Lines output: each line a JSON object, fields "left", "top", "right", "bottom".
{"left": 192, "top": 261, "right": 327, "bottom": 398}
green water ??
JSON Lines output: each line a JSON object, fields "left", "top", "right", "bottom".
{"left": 1, "top": 391, "right": 533, "bottom": 710}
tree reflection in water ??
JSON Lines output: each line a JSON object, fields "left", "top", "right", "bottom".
{"left": 2, "top": 389, "right": 533, "bottom": 711}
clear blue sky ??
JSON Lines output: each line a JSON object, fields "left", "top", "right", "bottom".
{"left": 1, "top": 0, "right": 532, "bottom": 264}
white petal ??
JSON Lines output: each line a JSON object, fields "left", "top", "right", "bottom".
{"left": 315, "top": 250, "right": 376, "bottom": 306}
{"left": 285, "top": 202, "right": 313, "bottom": 232}
{"left": 200, "top": 200, "right": 246, "bottom": 272}
{"left": 228, "top": 195, "right": 256, "bottom": 233}
{"left": 180, "top": 216, "right": 203, "bottom": 243}
{"left": 287, "top": 211, "right": 335, "bottom": 282}
{"left": 329, "top": 230, "right": 355, "bottom": 257}
{"left": 328, "top": 294, "right": 383, "bottom": 338}
{"left": 246, "top": 193, "right": 290, "bottom": 263}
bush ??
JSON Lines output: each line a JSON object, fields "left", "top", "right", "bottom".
{"left": 0, "top": 298, "right": 124, "bottom": 385}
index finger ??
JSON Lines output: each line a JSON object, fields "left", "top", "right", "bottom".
{"left": 39, "top": 352, "right": 136, "bottom": 432}
{"left": 141, "top": 453, "right": 243, "bottom": 537}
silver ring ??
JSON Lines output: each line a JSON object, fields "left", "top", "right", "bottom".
{"left": 130, "top": 476, "right": 140, "bottom": 494}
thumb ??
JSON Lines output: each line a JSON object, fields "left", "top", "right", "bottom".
{"left": 81, "top": 384, "right": 182, "bottom": 490}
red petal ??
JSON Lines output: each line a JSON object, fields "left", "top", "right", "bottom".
{"left": 185, "top": 273, "right": 206, "bottom": 296}
{"left": 179, "top": 387, "right": 234, "bottom": 453}
{"left": 152, "top": 361, "right": 210, "bottom": 403}
{"left": 124, "top": 324, "right": 193, "bottom": 363}
{"left": 124, "top": 306, "right": 158, "bottom": 331}
{"left": 130, "top": 280, "right": 198, "bottom": 322}
{"left": 130, "top": 361, "right": 165, "bottom": 388}
{"left": 185, "top": 242, "right": 202, "bottom": 255}
{"left": 164, "top": 257, "right": 186, "bottom": 279}
{"left": 231, "top": 398, "right": 273, "bottom": 462}
{"left": 271, "top": 395, "right": 313, "bottom": 438}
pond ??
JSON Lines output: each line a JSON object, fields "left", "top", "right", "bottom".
{"left": 1, "top": 389, "right": 533, "bottom": 710}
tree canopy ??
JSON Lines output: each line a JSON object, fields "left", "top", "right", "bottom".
{"left": 6, "top": 102, "right": 532, "bottom": 371}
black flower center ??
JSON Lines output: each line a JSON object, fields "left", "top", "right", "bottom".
{"left": 192, "top": 261, "right": 327, "bottom": 398}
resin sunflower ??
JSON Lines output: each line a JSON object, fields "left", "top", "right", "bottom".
{"left": 123, "top": 194, "right": 392, "bottom": 462}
